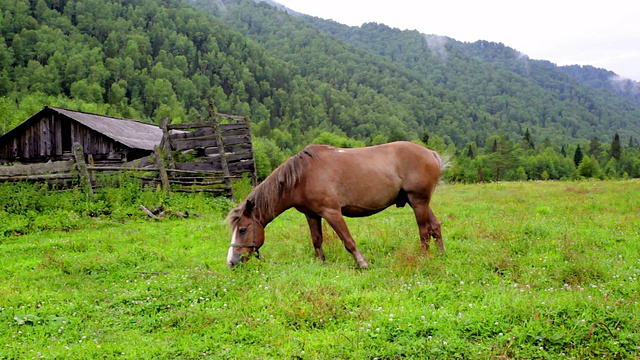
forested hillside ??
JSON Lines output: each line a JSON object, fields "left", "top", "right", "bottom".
{"left": 1, "top": 0, "right": 639, "bottom": 181}
{"left": 302, "top": 16, "right": 640, "bottom": 145}
{"left": 207, "top": 0, "right": 640, "bottom": 180}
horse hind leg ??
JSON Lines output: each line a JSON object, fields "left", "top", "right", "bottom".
{"left": 305, "top": 213, "right": 326, "bottom": 262}
{"left": 411, "top": 201, "right": 445, "bottom": 255}
{"left": 427, "top": 207, "right": 445, "bottom": 253}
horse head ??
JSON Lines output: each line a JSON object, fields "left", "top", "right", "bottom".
{"left": 226, "top": 199, "right": 265, "bottom": 268}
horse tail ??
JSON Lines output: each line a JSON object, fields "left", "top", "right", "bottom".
{"left": 431, "top": 150, "right": 451, "bottom": 180}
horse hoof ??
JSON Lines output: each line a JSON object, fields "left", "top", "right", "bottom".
{"left": 357, "top": 261, "right": 369, "bottom": 269}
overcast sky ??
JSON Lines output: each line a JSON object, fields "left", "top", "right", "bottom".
{"left": 271, "top": 0, "right": 640, "bottom": 82}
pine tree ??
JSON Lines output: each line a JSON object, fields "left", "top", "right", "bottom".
{"left": 523, "top": 128, "right": 535, "bottom": 149}
{"left": 422, "top": 131, "right": 429, "bottom": 145}
{"left": 611, "top": 133, "right": 622, "bottom": 161}
{"left": 588, "top": 137, "right": 602, "bottom": 161}
{"left": 573, "top": 145, "right": 584, "bottom": 167}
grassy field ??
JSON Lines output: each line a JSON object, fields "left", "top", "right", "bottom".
{"left": 1, "top": 180, "right": 639, "bottom": 359}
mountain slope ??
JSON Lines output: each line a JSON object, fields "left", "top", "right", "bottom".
{"left": 301, "top": 16, "right": 640, "bottom": 145}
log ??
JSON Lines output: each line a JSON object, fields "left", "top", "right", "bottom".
{"left": 0, "top": 173, "right": 76, "bottom": 181}
{"left": 0, "top": 159, "right": 75, "bottom": 176}
{"left": 140, "top": 205, "right": 160, "bottom": 219}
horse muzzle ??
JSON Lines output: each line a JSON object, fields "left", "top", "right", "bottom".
{"left": 227, "top": 246, "right": 260, "bottom": 268}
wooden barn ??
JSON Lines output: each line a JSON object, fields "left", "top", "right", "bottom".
{"left": 0, "top": 106, "right": 163, "bottom": 164}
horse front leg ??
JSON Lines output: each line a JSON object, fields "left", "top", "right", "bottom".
{"left": 305, "top": 213, "right": 326, "bottom": 262}
{"left": 320, "top": 209, "right": 369, "bottom": 269}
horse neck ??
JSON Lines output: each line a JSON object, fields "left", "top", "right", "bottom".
{"left": 253, "top": 195, "right": 293, "bottom": 228}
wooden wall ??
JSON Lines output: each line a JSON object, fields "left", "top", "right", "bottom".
{"left": 1, "top": 112, "right": 134, "bottom": 163}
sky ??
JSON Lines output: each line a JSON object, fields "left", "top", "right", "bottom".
{"left": 271, "top": 0, "right": 640, "bottom": 82}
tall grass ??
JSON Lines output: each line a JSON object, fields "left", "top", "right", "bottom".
{"left": 1, "top": 180, "right": 638, "bottom": 358}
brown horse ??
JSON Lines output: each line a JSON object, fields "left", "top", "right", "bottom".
{"left": 226, "top": 141, "right": 445, "bottom": 268}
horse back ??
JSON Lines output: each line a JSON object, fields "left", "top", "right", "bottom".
{"left": 297, "top": 142, "right": 442, "bottom": 215}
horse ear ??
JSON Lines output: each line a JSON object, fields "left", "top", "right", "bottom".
{"left": 243, "top": 198, "right": 255, "bottom": 216}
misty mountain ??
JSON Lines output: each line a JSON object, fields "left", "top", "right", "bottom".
{"left": 289, "top": 12, "right": 640, "bottom": 143}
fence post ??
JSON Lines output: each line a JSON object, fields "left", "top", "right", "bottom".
{"left": 160, "top": 117, "right": 175, "bottom": 169}
{"left": 207, "top": 103, "right": 235, "bottom": 202}
{"left": 154, "top": 145, "right": 171, "bottom": 196}
{"left": 73, "top": 142, "right": 94, "bottom": 201}
{"left": 244, "top": 116, "right": 258, "bottom": 187}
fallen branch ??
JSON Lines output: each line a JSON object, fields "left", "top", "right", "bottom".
{"left": 140, "top": 205, "right": 162, "bottom": 219}
{"left": 586, "top": 322, "right": 615, "bottom": 341}
{"left": 140, "top": 205, "right": 188, "bottom": 219}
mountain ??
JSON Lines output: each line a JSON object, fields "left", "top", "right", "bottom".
{"left": 559, "top": 65, "right": 640, "bottom": 105}
{"left": 1, "top": 0, "right": 640, "bottom": 181}
{"left": 296, "top": 15, "right": 640, "bottom": 146}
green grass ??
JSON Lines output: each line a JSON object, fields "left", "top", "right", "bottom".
{"left": 1, "top": 180, "right": 639, "bottom": 359}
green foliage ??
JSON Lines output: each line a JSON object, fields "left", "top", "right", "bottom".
{"left": 0, "top": 178, "right": 219, "bottom": 236}
{"left": 312, "top": 131, "right": 365, "bottom": 148}
{"left": 610, "top": 133, "right": 622, "bottom": 161}
{"left": 253, "top": 136, "right": 286, "bottom": 180}
{"left": 577, "top": 156, "right": 602, "bottom": 179}
{"left": 574, "top": 145, "right": 584, "bottom": 167}
{"left": 1, "top": 0, "right": 640, "bottom": 183}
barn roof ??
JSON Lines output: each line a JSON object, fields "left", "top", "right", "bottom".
{"left": 47, "top": 107, "right": 163, "bottom": 150}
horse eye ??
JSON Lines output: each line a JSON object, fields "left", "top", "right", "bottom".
{"left": 239, "top": 227, "right": 248, "bottom": 235}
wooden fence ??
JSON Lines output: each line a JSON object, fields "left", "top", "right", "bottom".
{"left": 0, "top": 113, "right": 257, "bottom": 201}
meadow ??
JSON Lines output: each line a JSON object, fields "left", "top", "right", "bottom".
{"left": 0, "top": 179, "right": 639, "bottom": 359}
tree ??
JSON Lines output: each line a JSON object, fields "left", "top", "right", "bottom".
{"left": 573, "top": 145, "right": 583, "bottom": 167}
{"left": 522, "top": 127, "right": 535, "bottom": 150}
{"left": 577, "top": 156, "right": 601, "bottom": 179}
{"left": 588, "top": 136, "right": 602, "bottom": 162}
{"left": 610, "top": 133, "right": 622, "bottom": 161}
{"left": 486, "top": 135, "right": 516, "bottom": 181}
{"left": 421, "top": 131, "right": 429, "bottom": 145}
{"left": 466, "top": 144, "right": 474, "bottom": 158}
{"left": 604, "top": 158, "right": 618, "bottom": 179}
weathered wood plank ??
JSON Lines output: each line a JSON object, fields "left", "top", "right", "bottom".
{"left": 0, "top": 159, "right": 76, "bottom": 176}
{"left": 219, "top": 123, "right": 250, "bottom": 132}
{"left": 170, "top": 127, "right": 216, "bottom": 140}
{"left": 172, "top": 139, "right": 218, "bottom": 151}
{"left": 174, "top": 161, "right": 222, "bottom": 172}
{"left": 173, "top": 188, "right": 228, "bottom": 194}
{"left": 222, "top": 135, "right": 251, "bottom": 146}
{"left": 168, "top": 179, "right": 227, "bottom": 185}
{"left": 204, "top": 143, "right": 252, "bottom": 156}
{"left": 214, "top": 113, "right": 248, "bottom": 121}
{"left": 0, "top": 173, "right": 76, "bottom": 181}
{"left": 228, "top": 161, "right": 255, "bottom": 173}
{"left": 167, "top": 123, "right": 218, "bottom": 130}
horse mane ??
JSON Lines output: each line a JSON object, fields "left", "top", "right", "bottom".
{"left": 226, "top": 147, "right": 318, "bottom": 229}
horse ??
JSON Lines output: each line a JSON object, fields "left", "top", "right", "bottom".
{"left": 225, "top": 141, "right": 446, "bottom": 268}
